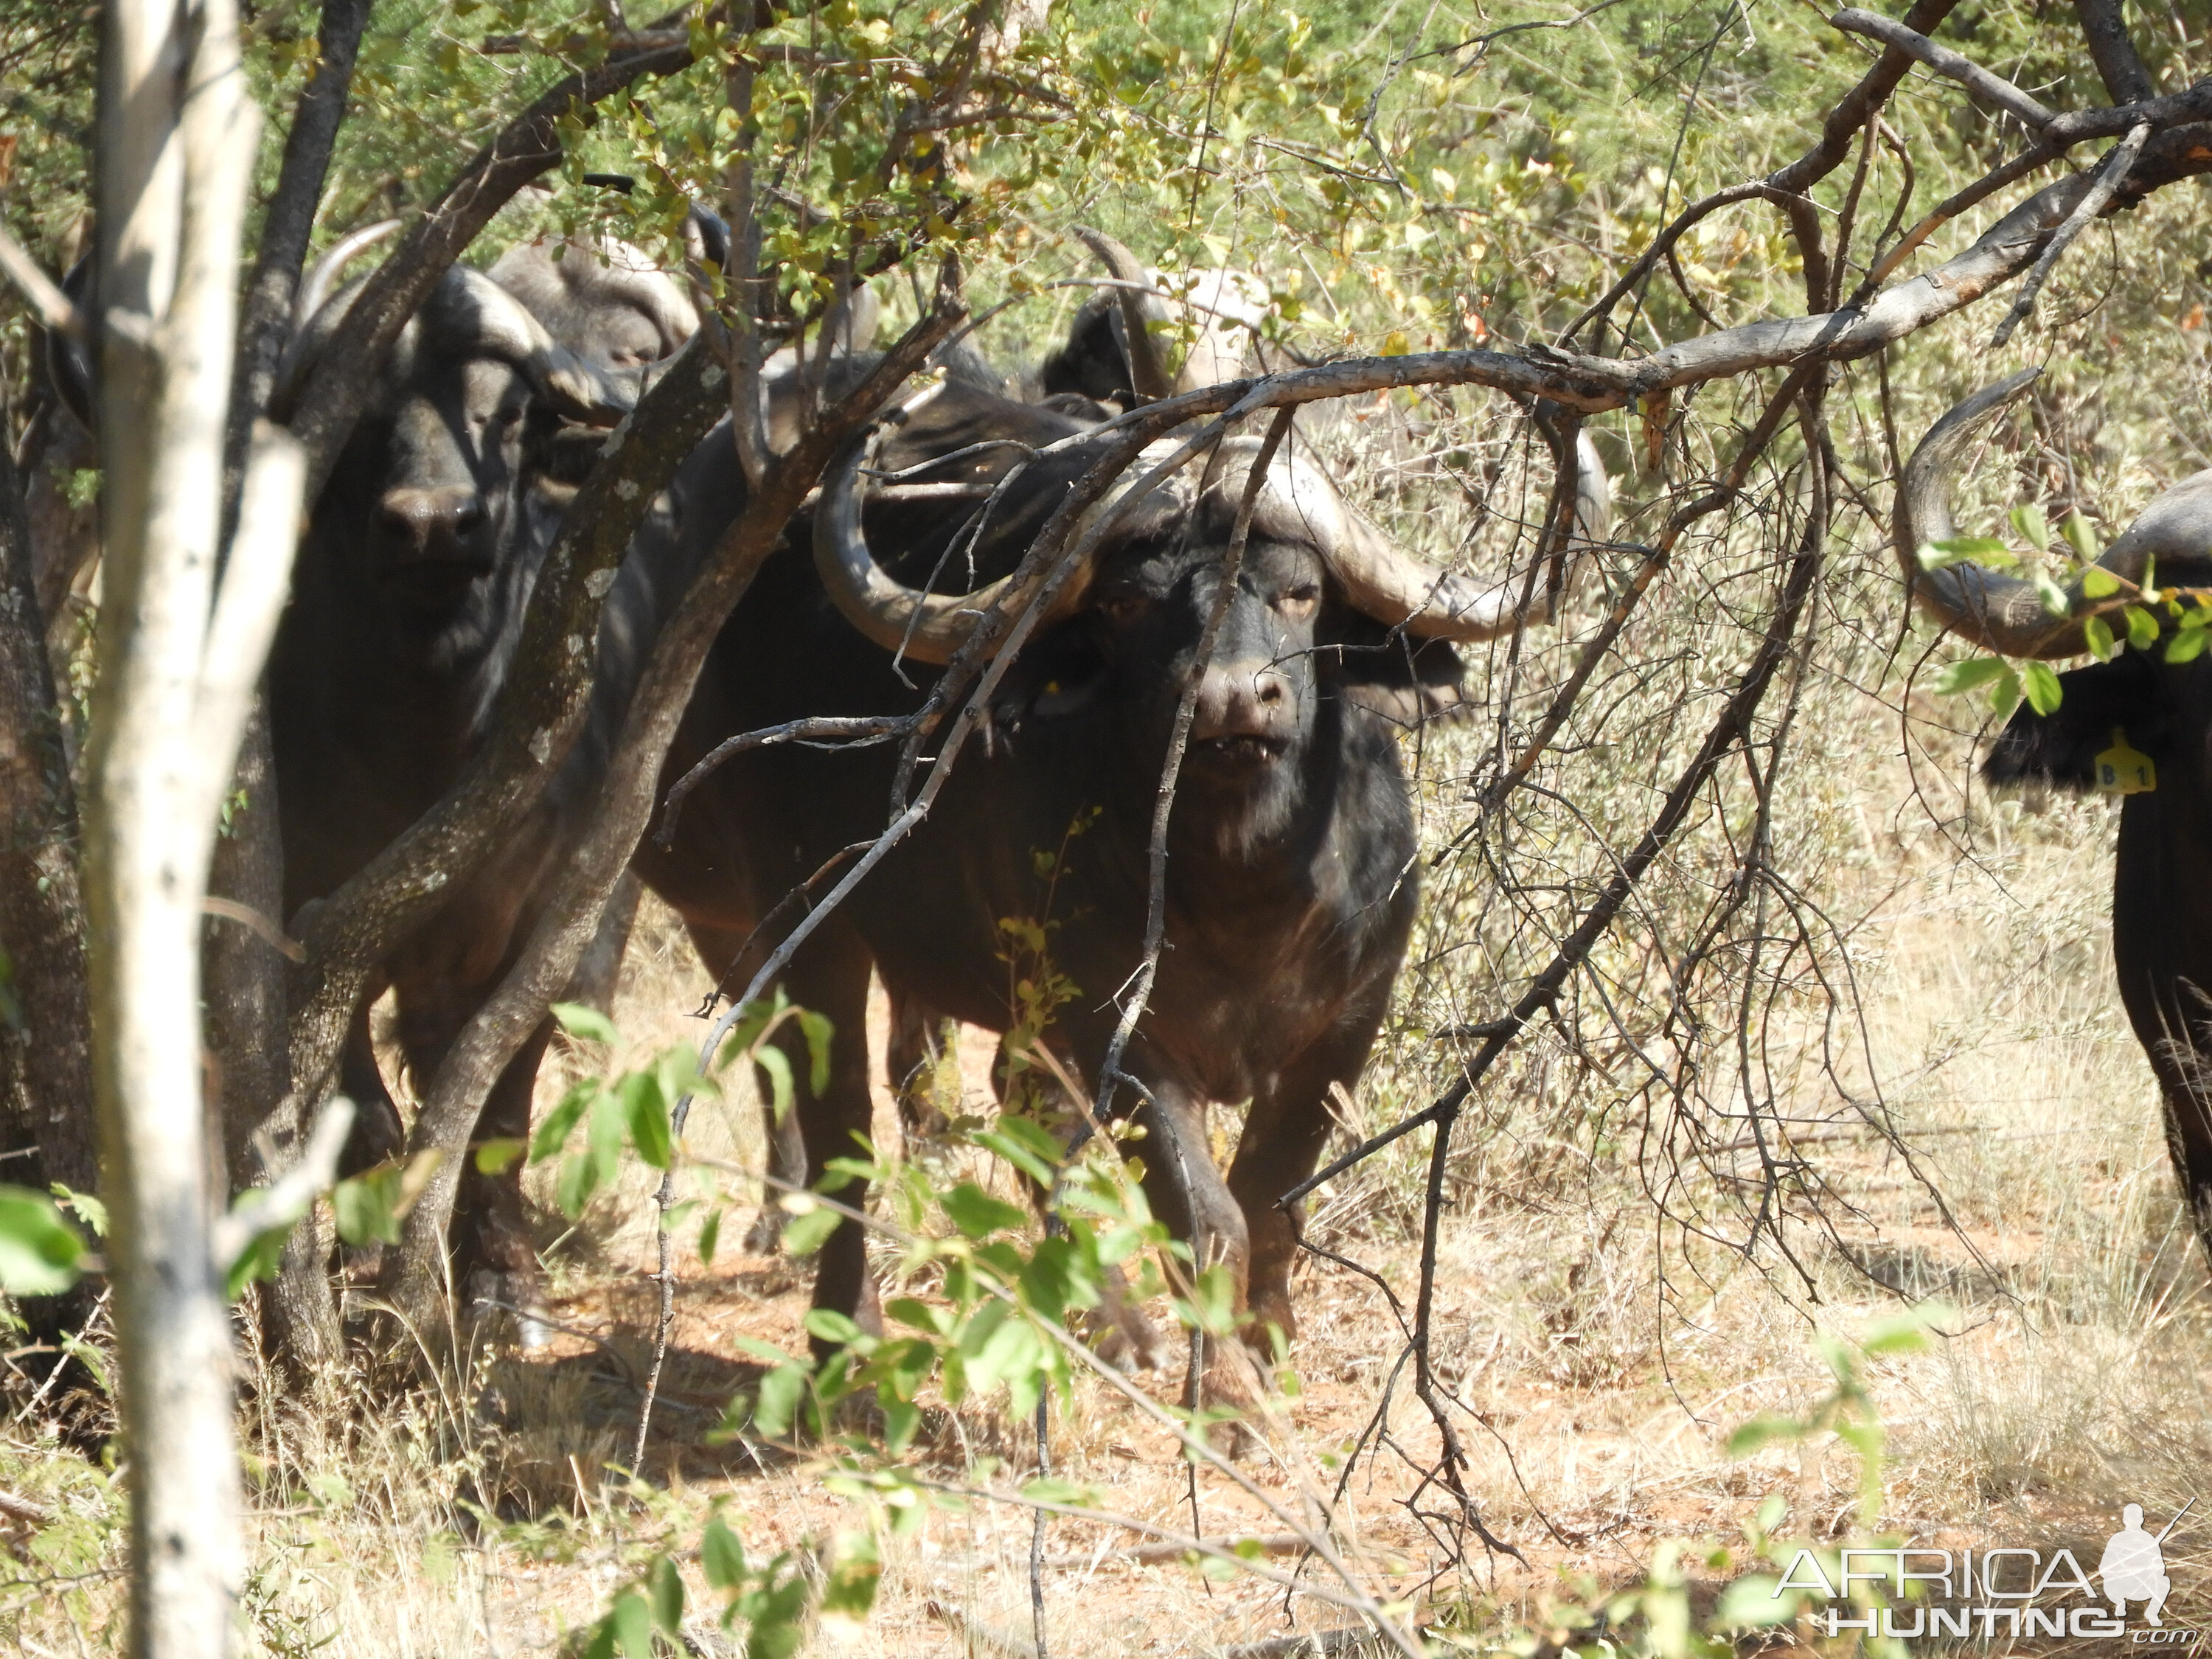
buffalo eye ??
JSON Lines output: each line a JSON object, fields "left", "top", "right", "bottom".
{"left": 1095, "top": 592, "right": 1150, "bottom": 627}
{"left": 1276, "top": 582, "right": 1320, "bottom": 621}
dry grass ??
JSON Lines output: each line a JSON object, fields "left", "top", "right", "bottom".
{"left": 8, "top": 737, "right": 2212, "bottom": 1656}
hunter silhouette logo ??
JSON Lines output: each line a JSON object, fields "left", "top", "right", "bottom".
{"left": 1771, "top": 1498, "right": 2197, "bottom": 1641}
{"left": 2104, "top": 1502, "right": 2189, "bottom": 1628}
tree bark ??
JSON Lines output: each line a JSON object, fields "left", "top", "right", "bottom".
{"left": 203, "top": 0, "right": 378, "bottom": 1380}
{"left": 0, "top": 407, "right": 99, "bottom": 1209}
{"left": 380, "top": 293, "right": 964, "bottom": 1335}
{"left": 87, "top": 1, "right": 310, "bottom": 1653}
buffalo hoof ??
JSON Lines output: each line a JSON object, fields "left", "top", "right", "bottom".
{"left": 742, "top": 1205, "right": 785, "bottom": 1256}
{"left": 1088, "top": 1302, "right": 1172, "bottom": 1373}
{"left": 465, "top": 1267, "right": 552, "bottom": 1352}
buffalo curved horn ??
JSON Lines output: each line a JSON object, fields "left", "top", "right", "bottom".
{"left": 1899, "top": 371, "right": 2212, "bottom": 659}
{"left": 1072, "top": 226, "right": 1175, "bottom": 403}
{"left": 1315, "top": 430, "right": 1613, "bottom": 641}
{"left": 813, "top": 414, "right": 1161, "bottom": 664}
{"left": 447, "top": 266, "right": 640, "bottom": 427}
{"left": 292, "top": 219, "right": 402, "bottom": 331}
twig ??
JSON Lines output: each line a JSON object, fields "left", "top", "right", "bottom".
{"left": 209, "top": 1096, "right": 356, "bottom": 1267}
{"left": 0, "top": 224, "right": 82, "bottom": 341}
{"left": 1830, "top": 9, "right": 2056, "bottom": 130}
{"left": 0, "top": 1487, "right": 53, "bottom": 1526}
{"left": 200, "top": 895, "right": 306, "bottom": 962}
{"left": 1989, "top": 121, "right": 2152, "bottom": 346}
{"left": 655, "top": 715, "right": 920, "bottom": 848}
{"left": 1093, "top": 408, "right": 1295, "bottom": 1119}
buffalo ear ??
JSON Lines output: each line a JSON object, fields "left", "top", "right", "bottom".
{"left": 1983, "top": 652, "right": 2169, "bottom": 792}
{"left": 1329, "top": 613, "right": 1470, "bottom": 727}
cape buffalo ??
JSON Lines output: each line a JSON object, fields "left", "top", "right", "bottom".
{"left": 1899, "top": 370, "right": 2212, "bottom": 1267}
{"left": 632, "top": 290, "right": 1610, "bottom": 1390}
{"left": 271, "top": 232, "right": 689, "bottom": 1318}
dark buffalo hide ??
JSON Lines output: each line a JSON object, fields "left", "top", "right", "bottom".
{"left": 632, "top": 379, "right": 1458, "bottom": 1391}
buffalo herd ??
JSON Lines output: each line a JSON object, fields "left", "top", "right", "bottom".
{"left": 48, "top": 210, "right": 2212, "bottom": 1382}
{"left": 224, "top": 218, "right": 1615, "bottom": 1370}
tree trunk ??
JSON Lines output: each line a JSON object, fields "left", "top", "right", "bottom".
{"left": 0, "top": 404, "right": 100, "bottom": 1232}
{"left": 87, "top": 2, "right": 309, "bottom": 1654}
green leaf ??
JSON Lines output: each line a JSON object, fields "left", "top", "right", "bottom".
{"left": 1930, "top": 656, "right": 2009, "bottom": 696}
{"left": 606, "top": 1590, "right": 653, "bottom": 1659}
{"left": 2034, "top": 572, "right": 2071, "bottom": 618}
{"left": 552, "top": 1002, "right": 620, "bottom": 1047}
{"left": 2061, "top": 507, "right": 2102, "bottom": 561}
{"left": 473, "top": 1138, "right": 526, "bottom": 1175}
{"left": 1863, "top": 1306, "right": 1947, "bottom": 1354}
{"left": 973, "top": 1114, "right": 1065, "bottom": 1188}
{"left": 804, "top": 1308, "right": 863, "bottom": 1349}
{"left": 754, "top": 1045, "right": 795, "bottom": 1125}
{"left": 225, "top": 1228, "right": 288, "bottom": 1300}
{"left": 649, "top": 1554, "right": 686, "bottom": 1633}
{"left": 532, "top": 1079, "right": 598, "bottom": 1163}
{"left": 2009, "top": 503, "right": 2048, "bottom": 552}
{"left": 1715, "top": 1574, "right": 1798, "bottom": 1628}
{"left": 754, "top": 1361, "right": 809, "bottom": 1438}
{"left": 2126, "top": 604, "right": 2160, "bottom": 650}
{"left": 49, "top": 1184, "right": 107, "bottom": 1238}
{"left": 698, "top": 1206, "right": 723, "bottom": 1265}
{"left": 624, "top": 1071, "right": 672, "bottom": 1170}
{"left": 2168, "top": 627, "right": 2208, "bottom": 665}
{"left": 821, "top": 1530, "right": 881, "bottom": 1618}
{"left": 781, "top": 1204, "right": 841, "bottom": 1258}
{"left": 941, "top": 1181, "right": 1030, "bottom": 1240}
{"left": 2081, "top": 565, "right": 2121, "bottom": 599}
{"left": 1917, "top": 536, "right": 2014, "bottom": 571}
{"left": 700, "top": 1514, "right": 748, "bottom": 1590}
{"left": 1989, "top": 664, "right": 2023, "bottom": 718}
{"left": 2084, "top": 615, "right": 2116, "bottom": 662}
{"left": 797, "top": 1009, "right": 835, "bottom": 1097}
{"left": 1724, "top": 1413, "right": 1802, "bottom": 1458}
{"left": 332, "top": 1172, "right": 401, "bottom": 1247}
{"left": 2023, "top": 659, "right": 2063, "bottom": 714}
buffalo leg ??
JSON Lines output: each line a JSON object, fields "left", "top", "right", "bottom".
{"left": 1112, "top": 1062, "right": 1257, "bottom": 1408}
{"left": 2157, "top": 1072, "right": 2212, "bottom": 1263}
{"left": 780, "top": 920, "right": 883, "bottom": 1356}
{"left": 336, "top": 991, "right": 408, "bottom": 1178}
{"left": 453, "top": 1015, "right": 557, "bottom": 1344}
{"left": 1227, "top": 1004, "right": 1386, "bottom": 1358}
{"left": 686, "top": 919, "right": 808, "bottom": 1251}
{"left": 885, "top": 988, "right": 957, "bottom": 1147}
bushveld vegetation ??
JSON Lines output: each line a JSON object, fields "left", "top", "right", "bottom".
{"left": 3, "top": 0, "right": 2212, "bottom": 1654}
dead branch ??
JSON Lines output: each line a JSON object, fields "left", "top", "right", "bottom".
{"left": 1831, "top": 9, "right": 2057, "bottom": 130}
{"left": 282, "top": 5, "right": 709, "bottom": 497}
{"left": 1989, "top": 121, "right": 2152, "bottom": 345}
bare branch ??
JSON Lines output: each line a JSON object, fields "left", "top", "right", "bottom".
{"left": 282, "top": 338, "right": 734, "bottom": 1127}
{"left": 283, "top": 8, "right": 706, "bottom": 496}
{"left": 657, "top": 716, "right": 921, "bottom": 847}
{"left": 2074, "top": 0, "right": 2154, "bottom": 104}
{"left": 224, "top": 0, "right": 372, "bottom": 503}
{"left": 209, "top": 1096, "right": 356, "bottom": 1267}
{"left": 0, "top": 223, "right": 83, "bottom": 341}
{"left": 1830, "top": 8, "right": 2056, "bottom": 131}
{"left": 1989, "top": 121, "right": 2152, "bottom": 344}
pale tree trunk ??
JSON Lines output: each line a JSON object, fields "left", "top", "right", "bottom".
{"left": 83, "top": 3, "right": 310, "bottom": 1655}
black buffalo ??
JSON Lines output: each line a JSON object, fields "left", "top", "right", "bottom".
{"left": 632, "top": 317, "right": 1610, "bottom": 1386}
{"left": 271, "top": 233, "right": 691, "bottom": 1317}
{"left": 1899, "top": 371, "right": 2212, "bottom": 1267}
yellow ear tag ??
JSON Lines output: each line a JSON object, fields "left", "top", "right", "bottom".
{"left": 2094, "top": 727, "right": 2156, "bottom": 795}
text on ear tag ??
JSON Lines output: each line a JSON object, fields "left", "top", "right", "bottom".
{"left": 2095, "top": 727, "right": 2156, "bottom": 795}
